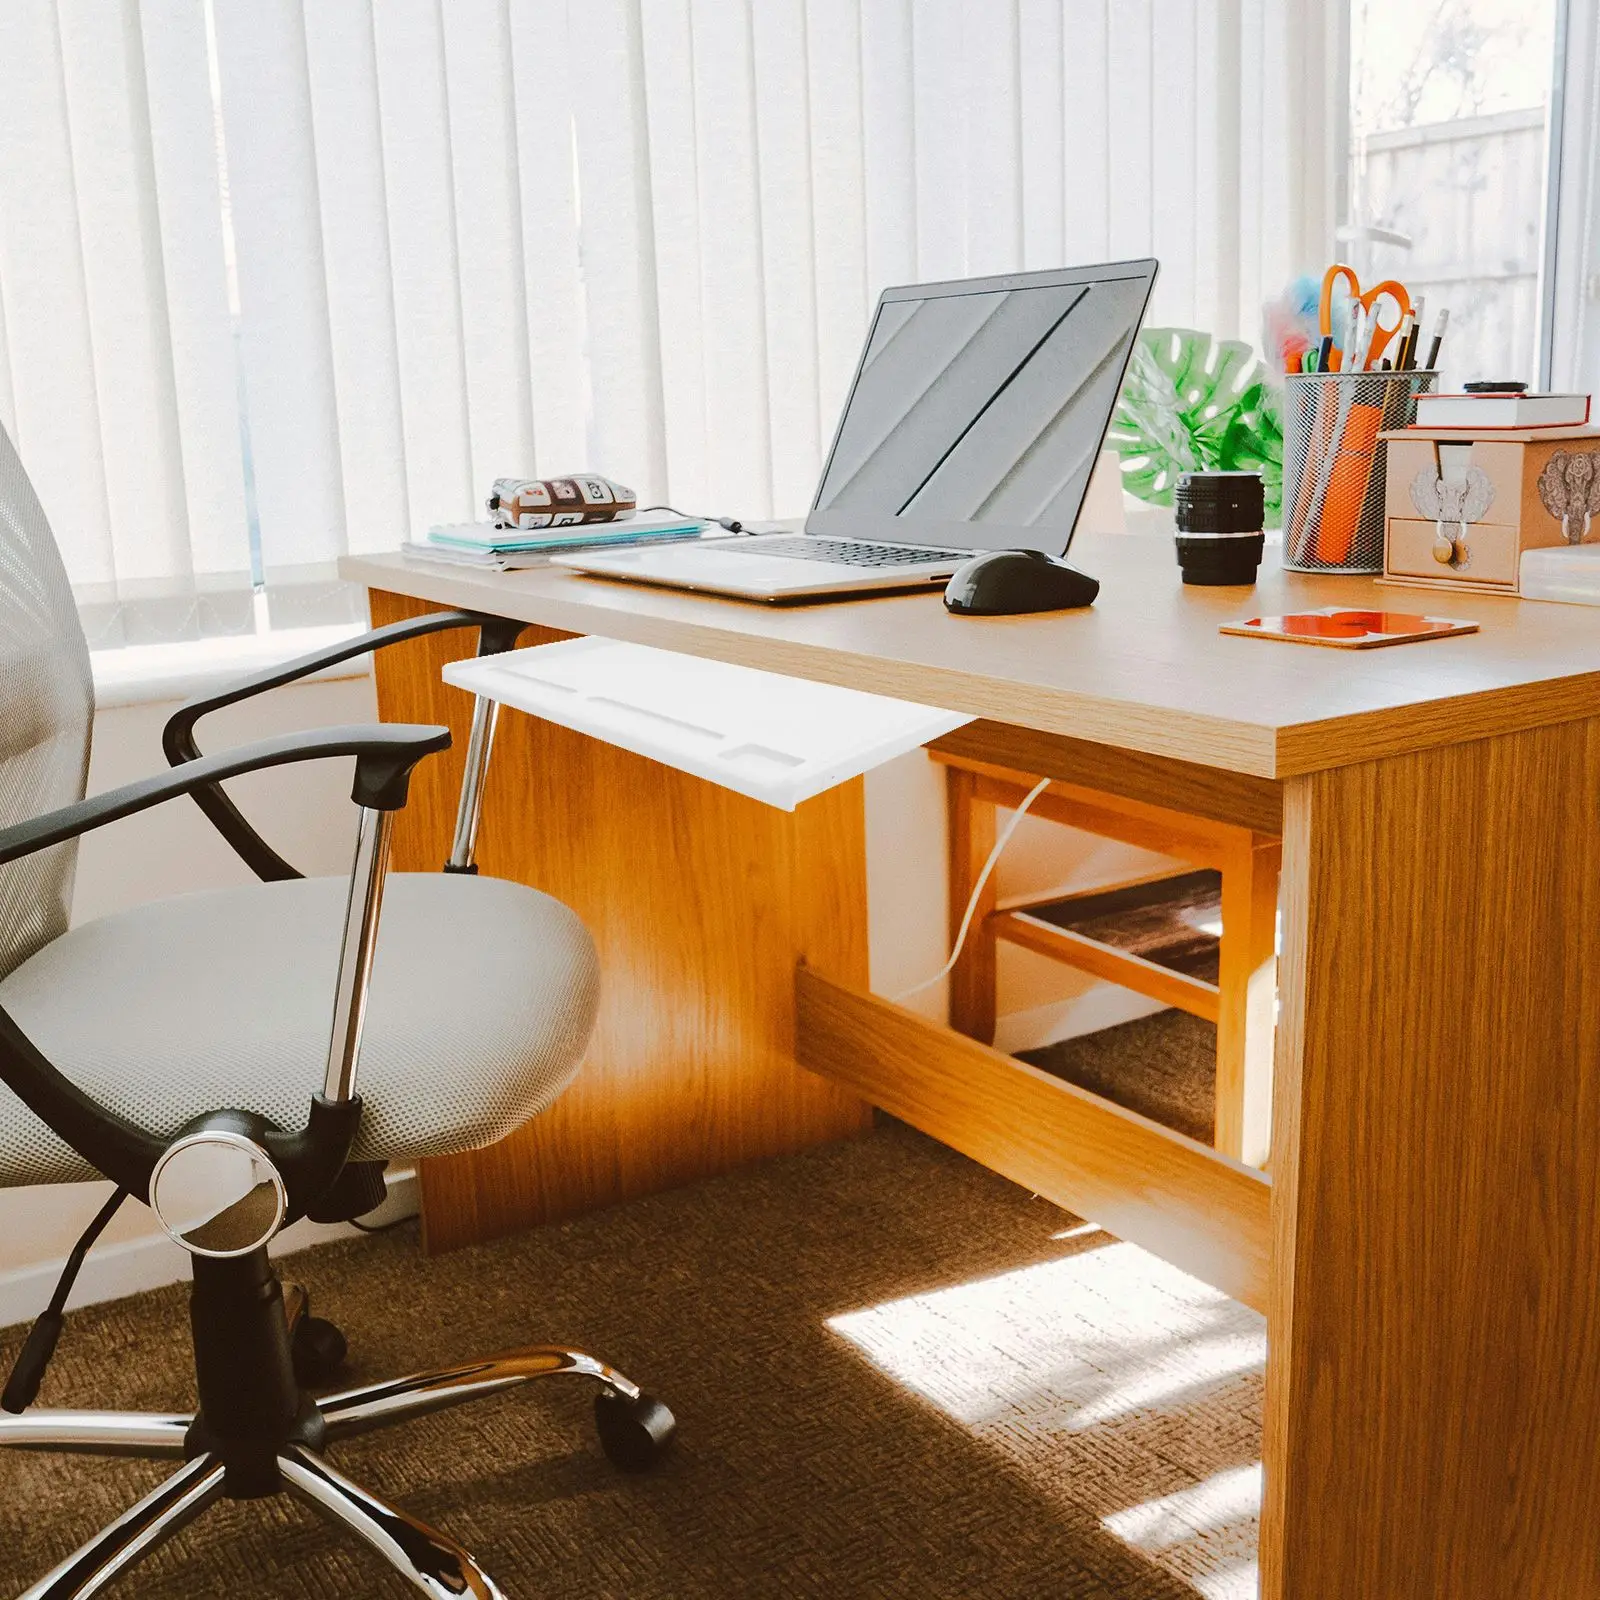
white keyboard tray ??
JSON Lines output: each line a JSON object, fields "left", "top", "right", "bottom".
{"left": 442, "top": 636, "right": 973, "bottom": 811}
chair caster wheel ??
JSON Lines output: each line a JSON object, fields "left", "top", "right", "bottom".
{"left": 594, "top": 1389, "right": 675, "bottom": 1472}
{"left": 292, "top": 1315, "right": 349, "bottom": 1387}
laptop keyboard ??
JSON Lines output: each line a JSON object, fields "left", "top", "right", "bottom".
{"left": 727, "top": 536, "right": 959, "bottom": 568}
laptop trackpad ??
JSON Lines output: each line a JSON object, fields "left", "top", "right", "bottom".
{"left": 584, "top": 548, "right": 875, "bottom": 585}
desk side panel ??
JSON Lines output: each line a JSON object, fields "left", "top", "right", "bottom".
{"left": 367, "top": 590, "right": 872, "bottom": 1250}
{"left": 929, "top": 723, "right": 1284, "bottom": 833}
{"left": 1262, "top": 718, "right": 1600, "bottom": 1598}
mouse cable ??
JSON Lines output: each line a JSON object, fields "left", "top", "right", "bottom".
{"left": 636, "top": 503, "right": 750, "bottom": 534}
{"left": 892, "top": 776, "right": 1052, "bottom": 1004}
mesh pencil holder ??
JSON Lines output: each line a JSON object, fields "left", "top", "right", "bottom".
{"left": 1281, "top": 370, "right": 1436, "bottom": 573}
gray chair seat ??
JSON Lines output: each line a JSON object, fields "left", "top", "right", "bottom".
{"left": 0, "top": 872, "right": 600, "bottom": 1187}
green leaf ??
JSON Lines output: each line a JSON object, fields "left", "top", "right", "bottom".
{"left": 1106, "top": 328, "right": 1285, "bottom": 526}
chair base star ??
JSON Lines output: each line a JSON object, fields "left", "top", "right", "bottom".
{"left": 5, "top": 1250, "right": 674, "bottom": 1599}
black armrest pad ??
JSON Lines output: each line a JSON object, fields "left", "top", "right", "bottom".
{"left": 162, "top": 610, "right": 520, "bottom": 764}
{"left": 0, "top": 724, "right": 449, "bottom": 867}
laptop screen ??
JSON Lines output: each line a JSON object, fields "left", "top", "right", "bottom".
{"left": 808, "top": 260, "right": 1157, "bottom": 555}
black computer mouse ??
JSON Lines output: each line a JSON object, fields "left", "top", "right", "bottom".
{"left": 943, "top": 549, "right": 1101, "bottom": 615}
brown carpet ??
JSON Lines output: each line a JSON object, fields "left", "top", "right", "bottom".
{"left": 1021, "top": 1010, "right": 1219, "bottom": 1146}
{"left": 1, "top": 1117, "right": 1262, "bottom": 1597}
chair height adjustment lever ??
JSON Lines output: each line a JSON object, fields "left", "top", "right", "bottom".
{"left": 1, "top": 1312, "right": 64, "bottom": 1414}
{"left": 2, "top": 1186, "right": 126, "bottom": 1413}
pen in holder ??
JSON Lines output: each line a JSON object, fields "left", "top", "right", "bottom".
{"left": 1283, "top": 370, "right": 1436, "bottom": 573}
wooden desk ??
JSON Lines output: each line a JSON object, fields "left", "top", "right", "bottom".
{"left": 344, "top": 535, "right": 1600, "bottom": 1600}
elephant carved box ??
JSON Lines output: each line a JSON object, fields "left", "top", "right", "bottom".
{"left": 1378, "top": 424, "right": 1600, "bottom": 595}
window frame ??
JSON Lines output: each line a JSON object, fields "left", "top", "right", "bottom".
{"left": 1543, "top": 0, "right": 1600, "bottom": 393}
{"left": 1334, "top": 0, "right": 1575, "bottom": 390}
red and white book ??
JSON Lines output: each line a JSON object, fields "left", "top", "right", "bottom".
{"left": 1414, "top": 392, "right": 1591, "bottom": 429}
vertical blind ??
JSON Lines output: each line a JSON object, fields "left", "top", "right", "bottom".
{"left": 0, "top": 0, "right": 1335, "bottom": 612}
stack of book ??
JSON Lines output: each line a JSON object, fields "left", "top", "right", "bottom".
{"left": 1413, "top": 392, "right": 1591, "bottom": 429}
{"left": 402, "top": 510, "right": 706, "bottom": 571}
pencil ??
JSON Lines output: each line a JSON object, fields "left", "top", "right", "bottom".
{"left": 1424, "top": 307, "right": 1450, "bottom": 371}
{"left": 1402, "top": 297, "right": 1425, "bottom": 370}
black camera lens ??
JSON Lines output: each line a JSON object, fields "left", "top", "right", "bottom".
{"left": 1173, "top": 471, "right": 1265, "bottom": 585}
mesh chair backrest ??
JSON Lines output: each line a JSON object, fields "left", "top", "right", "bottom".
{"left": 0, "top": 424, "right": 93, "bottom": 978}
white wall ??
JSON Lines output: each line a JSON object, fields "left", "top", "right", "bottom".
{"left": 0, "top": 671, "right": 411, "bottom": 1320}
{"left": 73, "top": 674, "right": 376, "bottom": 923}
{"left": 865, "top": 754, "right": 1169, "bottom": 1053}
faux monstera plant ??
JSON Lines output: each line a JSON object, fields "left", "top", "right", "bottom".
{"left": 1107, "top": 328, "right": 1284, "bottom": 526}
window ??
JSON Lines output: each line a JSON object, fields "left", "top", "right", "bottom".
{"left": 0, "top": 1, "right": 1326, "bottom": 647}
{"left": 1342, "top": 0, "right": 1562, "bottom": 388}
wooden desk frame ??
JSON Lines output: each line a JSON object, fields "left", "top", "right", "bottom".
{"left": 351, "top": 550, "right": 1600, "bottom": 1600}
{"left": 930, "top": 741, "right": 1281, "bottom": 1167}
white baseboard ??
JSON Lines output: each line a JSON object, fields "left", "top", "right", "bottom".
{"left": 0, "top": 1169, "right": 418, "bottom": 1330}
{"left": 993, "top": 987, "right": 1170, "bottom": 1056}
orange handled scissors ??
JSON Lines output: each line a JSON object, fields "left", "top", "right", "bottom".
{"left": 1319, "top": 263, "right": 1413, "bottom": 370}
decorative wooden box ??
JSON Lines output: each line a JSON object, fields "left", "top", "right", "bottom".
{"left": 1380, "top": 424, "right": 1600, "bottom": 595}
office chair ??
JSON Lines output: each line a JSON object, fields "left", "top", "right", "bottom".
{"left": 0, "top": 425, "right": 673, "bottom": 1598}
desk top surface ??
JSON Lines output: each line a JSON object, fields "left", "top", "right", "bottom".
{"left": 342, "top": 533, "right": 1600, "bottom": 779}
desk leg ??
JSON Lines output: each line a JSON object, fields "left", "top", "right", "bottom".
{"left": 946, "top": 767, "right": 998, "bottom": 1043}
{"left": 366, "top": 591, "right": 873, "bottom": 1251}
{"left": 1214, "top": 835, "right": 1280, "bottom": 1167}
{"left": 1262, "top": 718, "right": 1600, "bottom": 1597}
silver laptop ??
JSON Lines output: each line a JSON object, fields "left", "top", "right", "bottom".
{"left": 554, "top": 259, "right": 1158, "bottom": 602}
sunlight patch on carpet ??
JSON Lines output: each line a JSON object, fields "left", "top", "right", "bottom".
{"left": 828, "top": 1238, "right": 1265, "bottom": 1597}
{"left": 1104, "top": 1464, "right": 1262, "bottom": 1598}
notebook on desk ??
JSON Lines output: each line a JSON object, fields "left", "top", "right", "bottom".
{"left": 554, "top": 258, "right": 1158, "bottom": 602}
